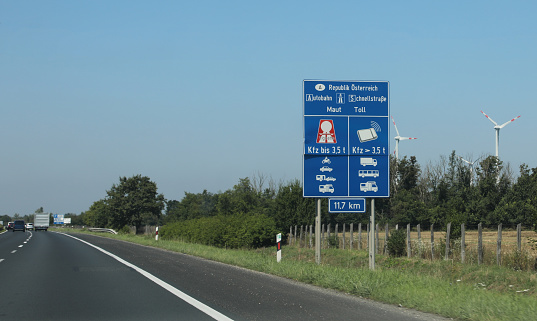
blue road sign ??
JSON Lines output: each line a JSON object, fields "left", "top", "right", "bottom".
{"left": 329, "top": 198, "right": 366, "bottom": 213}
{"left": 303, "top": 80, "right": 390, "bottom": 198}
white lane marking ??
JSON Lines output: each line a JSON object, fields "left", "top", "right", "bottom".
{"left": 11, "top": 250, "right": 17, "bottom": 254}
{"left": 0, "top": 259, "right": 4, "bottom": 263}
{"left": 18, "top": 245, "right": 24, "bottom": 248}
{"left": 59, "top": 233, "right": 233, "bottom": 321}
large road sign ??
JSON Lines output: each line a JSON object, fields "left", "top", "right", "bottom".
{"left": 303, "top": 80, "right": 390, "bottom": 198}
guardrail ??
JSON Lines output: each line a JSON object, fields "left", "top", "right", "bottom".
{"left": 88, "top": 228, "right": 118, "bottom": 235}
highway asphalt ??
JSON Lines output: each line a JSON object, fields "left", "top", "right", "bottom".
{"left": 0, "top": 230, "right": 449, "bottom": 320}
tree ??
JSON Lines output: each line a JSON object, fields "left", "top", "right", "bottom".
{"left": 106, "top": 175, "right": 165, "bottom": 231}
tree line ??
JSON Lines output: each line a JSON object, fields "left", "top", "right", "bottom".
{"left": 5, "top": 152, "right": 534, "bottom": 248}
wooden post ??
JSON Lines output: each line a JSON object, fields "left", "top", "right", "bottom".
{"left": 497, "top": 223, "right": 502, "bottom": 266}
{"left": 343, "top": 223, "right": 346, "bottom": 250}
{"left": 326, "top": 224, "right": 330, "bottom": 248}
{"left": 358, "top": 223, "right": 362, "bottom": 250}
{"left": 407, "top": 224, "right": 411, "bottom": 258}
{"left": 478, "top": 223, "right": 483, "bottom": 265}
{"left": 309, "top": 225, "right": 313, "bottom": 249}
{"left": 366, "top": 223, "right": 370, "bottom": 251}
{"left": 322, "top": 224, "right": 325, "bottom": 248}
{"left": 350, "top": 223, "right": 354, "bottom": 250}
{"left": 294, "top": 225, "right": 297, "bottom": 246}
{"left": 445, "top": 222, "right": 451, "bottom": 260}
{"left": 384, "top": 223, "right": 389, "bottom": 254}
{"left": 430, "top": 224, "right": 434, "bottom": 260}
{"left": 289, "top": 226, "right": 293, "bottom": 245}
{"left": 376, "top": 223, "right": 379, "bottom": 254}
{"left": 298, "top": 225, "right": 304, "bottom": 247}
{"left": 517, "top": 223, "right": 522, "bottom": 252}
{"left": 417, "top": 224, "right": 422, "bottom": 258}
{"left": 335, "top": 223, "right": 339, "bottom": 248}
{"left": 461, "top": 223, "right": 466, "bottom": 264}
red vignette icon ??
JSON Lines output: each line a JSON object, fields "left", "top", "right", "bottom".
{"left": 317, "top": 119, "right": 336, "bottom": 143}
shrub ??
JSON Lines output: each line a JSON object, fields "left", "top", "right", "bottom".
{"left": 387, "top": 228, "right": 406, "bottom": 257}
{"left": 159, "top": 213, "right": 278, "bottom": 249}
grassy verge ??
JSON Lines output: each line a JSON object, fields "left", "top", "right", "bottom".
{"left": 55, "top": 228, "right": 536, "bottom": 321}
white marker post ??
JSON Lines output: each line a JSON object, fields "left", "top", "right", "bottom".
{"left": 276, "top": 233, "right": 282, "bottom": 262}
{"left": 155, "top": 226, "right": 159, "bottom": 241}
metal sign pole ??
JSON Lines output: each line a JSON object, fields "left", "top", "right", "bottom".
{"left": 315, "top": 198, "right": 321, "bottom": 264}
{"left": 369, "top": 198, "right": 375, "bottom": 270}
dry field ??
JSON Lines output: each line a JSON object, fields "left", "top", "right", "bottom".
{"left": 297, "top": 227, "right": 537, "bottom": 259}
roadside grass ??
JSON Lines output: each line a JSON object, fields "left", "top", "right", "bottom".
{"left": 55, "top": 228, "right": 537, "bottom": 321}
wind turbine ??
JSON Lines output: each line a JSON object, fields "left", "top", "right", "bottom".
{"left": 391, "top": 116, "right": 417, "bottom": 160}
{"left": 458, "top": 155, "right": 477, "bottom": 186}
{"left": 480, "top": 110, "right": 521, "bottom": 158}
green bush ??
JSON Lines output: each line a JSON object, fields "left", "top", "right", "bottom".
{"left": 387, "top": 228, "right": 406, "bottom": 257}
{"left": 159, "top": 213, "right": 278, "bottom": 249}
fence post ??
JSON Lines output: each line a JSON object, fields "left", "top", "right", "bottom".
{"left": 417, "top": 224, "right": 422, "bottom": 257}
{"left": 478, "top": 223, "right": 483, "bottom": 265}
{"left": 367, "top": 223, "right": 370, "bottom": 251}
{"left": 358, "top": 223, "right": 362, "bottom": 250}
{"left": 384, "top": 223, "right": 389, "bottom": 254}
{"left": 309, "top": 225, "right": 313, "bottom": 249}
{"left": 294, "top": 225, "right": 297, "bottom": 246}
{"left": 300, "top": 225, "right": 303, "bottom": 248}
{"left": 445, "top": 222, "right": 451, "bottom": 260}
{"left": 335, "top": 224, "right": 339, "bottom": 248}
{"left": 376, "top": 223, "right": 379, "bottom": 254}
{"left": 343, "top": 223, "right": 346, "bottom": 250}
{"left": 350, "top": 223, "right": 354, "bottom": 250}
{"left": 461, "top": 223, "right": 466, "bottom": 264}
{"left": 322, "top": 224, "right": 325, "bottom": 248}
{"left": 517, "top": 223, "right": 522, "bottom": 252}
{"left": 289, "top": 226, "right": 292, "bottom": 245}
{"left": 430, "top": 224, "right": 434, "bottom": 260}
{"left": 407, "top": 224, "right": 411, "bottom": 258}
{"left": 327, "top": 224, "right": 331, "bottom": 248}
{"left": 497, "top": 223, "right": 502, "bottom": 266}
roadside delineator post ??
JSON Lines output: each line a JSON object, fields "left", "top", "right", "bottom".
{"left": 155, "top": 226, "right": 159, "bottom": 241}
{"left": 276, "top": 233, "right": 282, "bottom": 262}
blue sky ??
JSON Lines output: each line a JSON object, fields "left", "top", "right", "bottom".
{"left": 1, "top": 1, "right": 536, "bottom": 215}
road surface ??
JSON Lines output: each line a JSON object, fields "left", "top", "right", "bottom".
{"left": 0, "top": 230, "right": 448, "bottom": 320}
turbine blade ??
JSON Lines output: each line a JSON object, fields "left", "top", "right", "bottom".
{"left": 391, "top": 116, "right": 400, "bottom": 136}
{"left": 481, "top": 110, "right": 498, "bottom": 126}
{"left": 499, "top": 115, "right": 521, "bottom": 128}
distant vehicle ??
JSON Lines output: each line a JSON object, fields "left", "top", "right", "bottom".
{"left": 319, "top": 184, "right": 335, "bottom": 193}
{"left": 12, "top": 220, "right": 26, "bottom": 232}
{"left": 320, "top": 166, "right": 333, "bottom": 172}
{"left": 360, "top": 157, "right": 377, "bottom": 166}
{"left": 360, "top": 181, "right": 378, "bottom": 192}
{"left": 34, "top": 213, "right": 50, "bottom": 232}
{"left": 7, "top": 222, "right": 14, "bottom": 231}
{"left": 26, "top": 223, "right": 34, "bottom": 231}
{"left": 358, "top": 170, "right": 379, "bottom": 178}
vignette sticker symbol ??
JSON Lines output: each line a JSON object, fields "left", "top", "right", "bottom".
{"left": 317, "top": 119, "right": 336, "bottom": 143}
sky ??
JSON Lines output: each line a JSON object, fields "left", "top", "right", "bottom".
{"left": 1, "top": 1, "right": 536, "bottom": 216}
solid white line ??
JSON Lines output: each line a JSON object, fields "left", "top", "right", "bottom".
{"left": 59, "top": 233, "right": 233, "bottom": 321}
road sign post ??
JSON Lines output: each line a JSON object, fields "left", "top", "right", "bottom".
{"left": 303, "top": 80, "right": 389, "bottom": 269}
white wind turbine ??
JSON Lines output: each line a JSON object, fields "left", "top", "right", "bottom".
{"left": 391, "top": 116, "right": 417, "bottom": 160}
{"left": 458, "top": 155, "right": 477, "bottom": 186}
{"left": 480, "top": 110, "right": 521, "bottom": 158}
